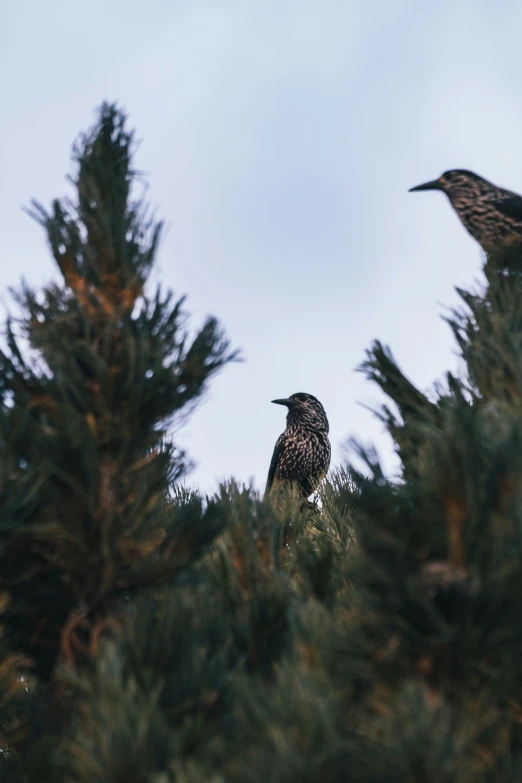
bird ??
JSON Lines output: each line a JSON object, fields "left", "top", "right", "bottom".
{"left": 265, "top": 392, "right": 331, "bottom": 498}
{"left": 409, "top": 169, "right": 522, "bottom": 253}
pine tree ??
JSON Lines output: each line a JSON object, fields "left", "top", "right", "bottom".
{"left": 331, "top": 251, "right": 522, "bottom": 780}
{"left": 0, "top": 103, "right": 236, "bottom": 775}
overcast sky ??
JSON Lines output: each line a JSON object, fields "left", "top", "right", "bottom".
{"left": 4, "top": 1, "right": 522, "bottom": 494}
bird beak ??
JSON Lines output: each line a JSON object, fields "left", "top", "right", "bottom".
{"left": 272, "top": 398, "right": 292, "bottom": 407}
{"left": 409, "top": 178, "right": 444, "bottom": 193}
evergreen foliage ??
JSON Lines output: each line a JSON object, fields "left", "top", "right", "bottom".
{"left": 2, "top": 104, "right": 522, "bottom": 781}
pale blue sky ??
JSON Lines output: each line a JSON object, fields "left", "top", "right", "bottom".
{"left": 4, "top": 1, "right": 522, "bottom": 493}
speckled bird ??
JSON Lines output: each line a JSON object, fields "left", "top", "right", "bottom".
{"left": 409, "top": 170, "right": 522, "bottom": 253}
{"left": 265, "top": 392, "right": 331, "bottom": 498}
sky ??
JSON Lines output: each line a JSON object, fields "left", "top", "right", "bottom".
{"left": 4, "top": 0, "right": 522, "bottom": 495}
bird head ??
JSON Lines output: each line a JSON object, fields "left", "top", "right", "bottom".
{"left": 272, "top": 392, "right": 329, "bottom": 432}
{"left": 409, "top": 169, "right": 487, "bottom": 199}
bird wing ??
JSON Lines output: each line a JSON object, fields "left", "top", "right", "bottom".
{"left": 265, "top": 433, "right": 285, "bottom": 494}
{"left": 490, "top": 192, "right": 522, "bottom": 221}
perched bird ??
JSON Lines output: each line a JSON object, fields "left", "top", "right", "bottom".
{"left": 265, "top": 392, "right": 331, "bottom": 498}
{"left": 409, "top": 169, "right": 522, "bottom": 253}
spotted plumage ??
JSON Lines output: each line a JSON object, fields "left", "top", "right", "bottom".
{"left": 265, "top": 392, "right": 331, "bottom": 498}
{"left": 409, "top": 169, "right": 522, "bottom": 253}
